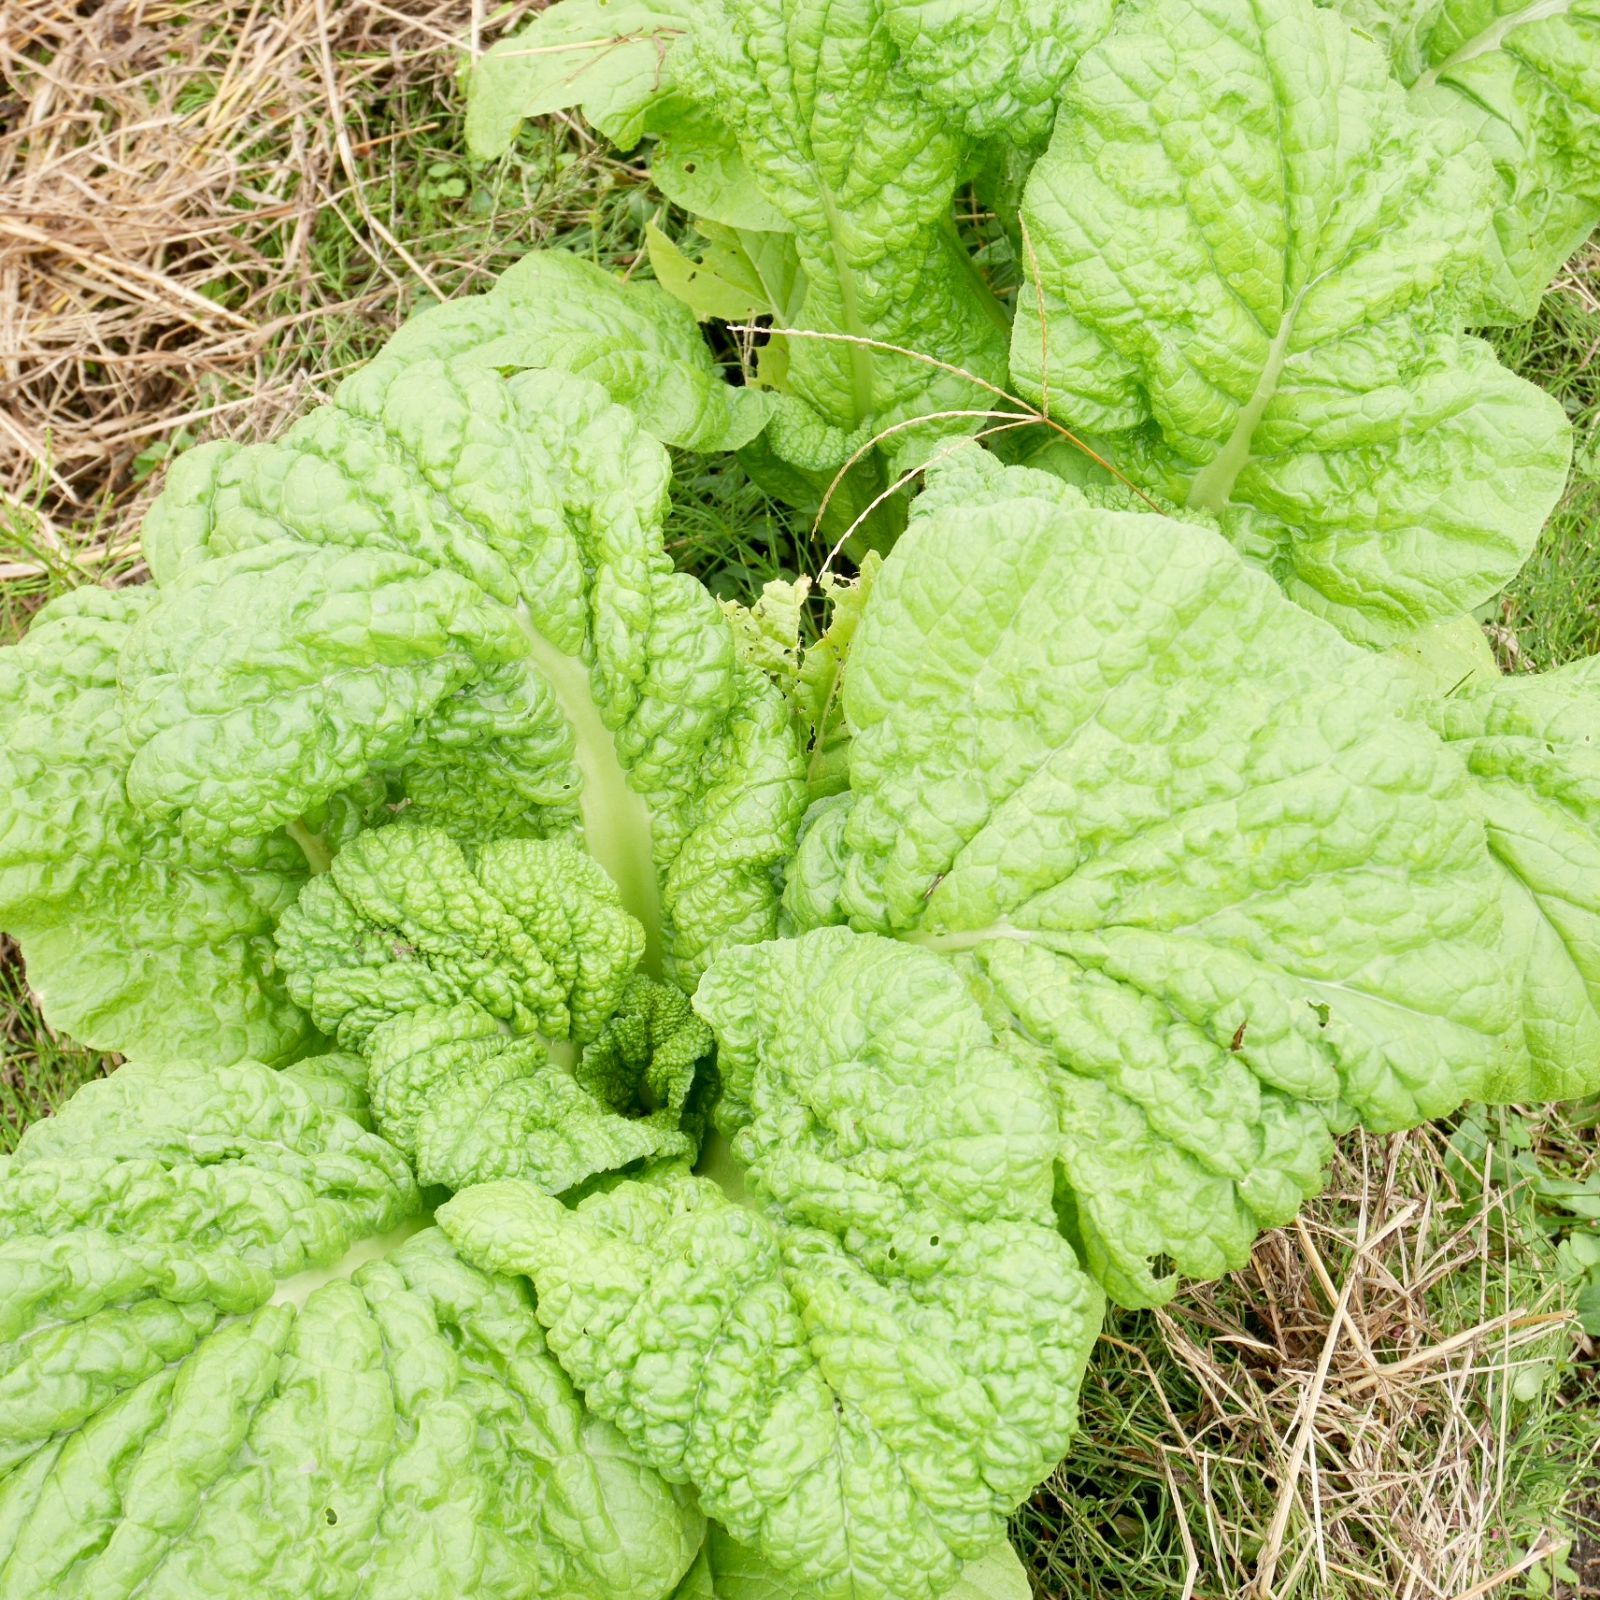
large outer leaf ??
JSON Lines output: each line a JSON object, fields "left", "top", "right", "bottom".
{"left": 0, "top": 587, "right": 311, "bottom": 1064}
{"left": 1011, "top": 0, "right": 1572, "bottom": 647}
{"left": 782, "top": 454, "right": 1523, "bottom": 1307}
{"left": 1332, "top": 0, "right": 1600, "bottom": 321}
{"left": 125, "top": 355, "right": 803, "bottom": 991}
{"left": 441, "top": 927, "right": 1102, "bottom": 1600}
{"left": 0, "top": 1056, "right": 702, "bottom": 1599}
{"left": 1426, "top": 656, "right": 1600, "bottom": 1101}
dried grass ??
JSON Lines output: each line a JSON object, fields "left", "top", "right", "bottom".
{"left": 0, "top": 0, "right": 554, "bottom": 565}
{"left": 1020, "top": 1126, "right": 1599, "bottom": 1598}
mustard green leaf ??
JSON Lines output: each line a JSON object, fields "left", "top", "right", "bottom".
{"left": 0, "top": 1055, "right": 704, "bottom": 1599}
{"left": 0, "top": 587, "right": 312, "bottom": 1065}
{"left": 878, "top": 0, "right": 1113, "bottom": 142}
{"left": 668, "top": 1526, "right": 1030, "bottom": 1600}
{"left": 1427, "top": 656, "right": 1600, "bottom": 1102}
{"left": 356, "top": 251, "right": 772, "bottom": 452}
{"left": 275, "top": 825, "right": 644, "bottom": 1048}
{"left": 1012, "top": 0, "right": 1572, "bottom": 646}
{"left": 442, "top": 925, "right": 1102, "bottom": 1600}
{"left": 359, "top": 975, "right": 710, "bottom": 1195}
{"left": 645, "top": 221, "right": 775, "bottom": 323}
{"left": 782, "top": 456, "right": 1523, "bottom": 1306}
{"left": 1331, "top": 0, "right": 1600, "bottom": 321}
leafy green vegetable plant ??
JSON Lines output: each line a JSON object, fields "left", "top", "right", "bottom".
{"left": 0, "top": 314, "right": 804, "bottom": 1062}
{"left": 3, "top": 0, "right": 1600, "bottom": 1595}
{"left": 470, "top": 0, "right": 1584, "bottom": 634}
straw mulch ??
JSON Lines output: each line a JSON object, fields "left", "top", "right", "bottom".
{"left": 0, "top": 0, "right": 540, "bottom": 572}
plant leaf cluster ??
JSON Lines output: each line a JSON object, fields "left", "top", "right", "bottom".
{"left": 2, "top": 0, "right": 1599, "bottom": 1595}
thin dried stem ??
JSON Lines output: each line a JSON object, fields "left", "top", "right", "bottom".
{"left": 724, "top": 320, "right": 1165, "bottom": 521}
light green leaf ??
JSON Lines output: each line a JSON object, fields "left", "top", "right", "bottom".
{"left": 274, "top": 826, "right": 643, "bottom": 1048}
{"left": 945, "top": 1539, "right": 1032, "bottom": 1600}
{"left": 0, "top": 1056, "right": 705, "bottom": 1598}
{"left": 121, "top": 540, "right": 531, "bottom": 841}
{"left": 668, "top": 1525, "right": 817, "bottom": 1598}
{"left": 357, "top": 250, "right": 771, "bottom": 452}
{"left": 442, "top": 927, "right": 1102, "bottom": 1600}
{"left": 646, "top": 220, "right": 773, "bottom": 323}
{"left": 0, "top": 587, "right": 313, "bottom": 1065}
{"left": 1426, "top": 655, "right": 1600, "bottom": 1102}
{"left": 879, "top": 0, "right": 1113, "bottom": 142}
{"left": 1331, "top": 0, "right": 1600, "bottom": 321}
{"left": 466, "top": 0, "right": 701, "bottom": 155}
{"left": 362, "top": 976, "right": 710, "bottom": 1194}
{"left": 669, "top": 1527, "right": 1030, "bottom": 1600}
{"left": 650, "top": 110, "right": 793, "bottom": 233}
{"left": 720, "top": 557, "right": 884, "bottom": 801}
{"left": 124, "top": 353, "right": 804, "bottom": 991}
{"left": 680, "top": 0, "right": 1010, "bottom": 444}
{"left": 1386, "top": 614, "right": 1501, "bottom": 696}
{"left": 1012, "top": 0, "right": 1572, "bottom": 646}
{"left": 783, "top": 455, "right": 1522, "bottom": 1306}
{"left": 794, "top": 556, "right": 882, "bottom": 800}
{"left": 720, "top": 576, "right": 810, "bottom": 692}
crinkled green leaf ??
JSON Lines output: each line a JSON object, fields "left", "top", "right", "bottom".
{"left": 122, "top": 539, "right": 531, "bottom": 841}
{"left": 1332, "top": 0, "right": 1600, "bottom": 321}
{"left": 650, "top": 109, "right": 794, "bottom": 233}
{"left": 275, "top": 825, "right": 643, "bottom": 1048}
{"left": 878, "top": 0, "right": 1113, "bottom": 142}
{"left": 441, "top": 926, "right": 1102, "bottom": 1600}
{"left": 0, "top": 587, "right": 312, "bottom": 1065}
{"left": 669, "top": 1527, "right": 1029, "bottom": 1600}
{"left": 358, "top": 251, "right": 770, "bottom": 452}
{"left": 574, "top": 971, "right": 714, "bottom": 1135}
{"left": 1011, "top": 0, "right": 1572, "bottom": 646}
{"left": 719, "top": 577, "right": 810, "bottom": 693}
{"left": 362, "top": 976, "right": 710, "bottom": 1193}
{"left": 1426, "top": 656, "right": 1600, "bottom": 1102}
{"left": 0, "top": 1056, "right": 703, "bottom": 1599}
{"left": 783, "top": 454, "right": 1523, "bottom": 1307}
{"left": 125, "top": 352, "right": 804, "bottom": 990}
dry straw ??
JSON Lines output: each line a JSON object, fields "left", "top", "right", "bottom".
{"left": 1021, "top": 1123, "right": 1597, "bottom": 1598}
{"left": 0, "top": 0, "right": 548, "bottom": 572}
